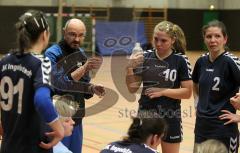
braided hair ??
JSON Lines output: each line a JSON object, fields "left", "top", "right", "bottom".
{"left": 15, "top": 10, "right": 49, "bottom": 54}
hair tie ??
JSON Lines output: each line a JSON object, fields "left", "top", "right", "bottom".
{"left": 166, "top": 23, "right": 170, "bottom": 32}
{"left": 24, "top": 12, "right": 32, "bottom": 16}
{"left": 40, "top": 18, "right": 45, "bottom": 29}
{"left": 33, "top": 17, "right": 40, "bottom": 28}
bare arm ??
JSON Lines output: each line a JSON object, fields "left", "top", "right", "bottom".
{"left": 230, "top": 92, "right": 240, "bottom": 110}
{"left": 125, "top": 52, "right": 144, "bottom": 93}
{"left": 145, "top": 80, "right": 193, "bottom": 100}
{"left": 193, "top": 83, "right": 199, "bottom": 108}
{"left": 70, "top": 64, "right": 87, "bottom": 81}
{"left": 71, "top": 56, "right": 103, "bottom": 81}
{"left": 126, "top": 67, "right": 142, "bottom": 93}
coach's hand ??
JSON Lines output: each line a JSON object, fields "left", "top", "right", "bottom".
{"left": 85, "top": 56, "right": 103, "bottom": 71}
{"left": 90, "top": 84, "right": 106, "bottom": 97}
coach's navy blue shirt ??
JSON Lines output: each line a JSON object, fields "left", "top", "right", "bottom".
{"left": 192, "top": 51, "right": 240, "bottom": 137}
{"left": 45, "top": 40, "right": 93, "bottom": 123}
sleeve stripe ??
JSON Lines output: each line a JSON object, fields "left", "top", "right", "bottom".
{"left": 41, "top": 58, "right": 51, "bottom": 85}
{"left": 176, "top": 53, "right": 192, "bottom": 78}
{"left": 224, "top": 52, "right": 240, "bottom": 71}
{"left": 32, "top": 54, "right": 52, "bottom": 85}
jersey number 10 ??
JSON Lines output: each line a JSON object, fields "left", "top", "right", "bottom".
{"left": 0, "top": 76, "right": 24, "bottom": 114}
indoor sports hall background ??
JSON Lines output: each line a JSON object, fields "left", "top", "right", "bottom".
{"left": 0, "top": 0, "right": 240, "bottom": 152}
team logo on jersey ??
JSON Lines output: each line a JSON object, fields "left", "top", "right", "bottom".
{"left": 206, "top": 68, "right": 214, "bottom": 72}
{"left": 104, "top": 144, "right": 133, "bottom": 153}
{"left": 155, "top": 64, "right": 167, "bottom": 68}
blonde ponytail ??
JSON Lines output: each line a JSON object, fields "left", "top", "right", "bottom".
{"left": 153, "top": 21, "right": 187, "bottom": 54}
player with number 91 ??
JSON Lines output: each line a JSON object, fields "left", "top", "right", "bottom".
{"left": 0, "top": 10, "right": 64, "bottom": 153}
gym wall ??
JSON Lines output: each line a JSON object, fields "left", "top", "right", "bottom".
{"left": 0, "top": 6, "right": 240, "bottom": 53}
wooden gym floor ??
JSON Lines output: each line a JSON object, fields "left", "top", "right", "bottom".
{"left": 82, "top": 51, "right": 240, "bottom": 153}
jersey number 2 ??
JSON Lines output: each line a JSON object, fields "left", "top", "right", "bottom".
{"left": 212, "top": 77, "right": 220, "bottom": 91}
{"left": 0, "top": 76, "right": 24, "bottom": 114}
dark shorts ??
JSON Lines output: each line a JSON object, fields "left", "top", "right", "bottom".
{"left": 138, "top": 104, "right": 182, "bottom": 143}
{"left": 195, "top": 134, "right": 239, "bottom": 153}
{"left": 162, "top": 120, "right": 182, "bottom": 143}
{"left": 195, "top": 116, "right": 239, "bottom": 152}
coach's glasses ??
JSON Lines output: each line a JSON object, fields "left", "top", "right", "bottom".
{"left": 67, "top": 32, "right": 86, "bottom": 39}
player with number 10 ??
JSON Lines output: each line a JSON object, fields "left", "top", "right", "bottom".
{"left": 126, "top": 21, "right": 192, "bottom": 153}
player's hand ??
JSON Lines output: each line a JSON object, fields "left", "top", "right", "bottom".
{"left": 39, "top": 131, "right": 63, "bottom": 149}
{"left": 85, "top": 56, "right": 103, "bottom": 71}
{"left": 219, "top": 110, "right": 240, "bottom": 125}
{"left": 127, "top": 52, "right": 144, "bottom": 69}
{"left": 91, "top": 84, "right": 105, "bottom": 97}
{"left": 230, "top": 93, "right": 240, "bottom": 110}
{"left": 145, "top": 87, "right": 167, "bottom": 99}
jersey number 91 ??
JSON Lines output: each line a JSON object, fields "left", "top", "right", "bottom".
{"left": 0, "top": 76, "right": 24, "bottom": 114}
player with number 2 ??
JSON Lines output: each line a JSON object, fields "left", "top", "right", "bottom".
{"left": 193, "top": 20, "right": 240, "bottom": 153}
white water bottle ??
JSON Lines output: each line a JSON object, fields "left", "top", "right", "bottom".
{"left": 132, "top": 42, "right": 143, "bottom": 54}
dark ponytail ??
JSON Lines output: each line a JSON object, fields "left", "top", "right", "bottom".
{"left": 15, "top": 10, "right": 49, "bottom": 54}
{"left": 123, "top": 117, "right": 167, "bottom": 144}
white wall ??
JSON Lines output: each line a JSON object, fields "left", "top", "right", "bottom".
{"left": 223, "top": 0, "right": 240, "bottom": 9}
{"left": 66, "top": 0, "right": 240, "bottom": 9}
{"left": 0, "top": 0, "right": 240, "bottom": 9}
{"left": 0, "top": 0, "right": 53, "bottom": 6}
{"left": 168, "top": 0, "right": 218, "bottom": 9}
{"left": 74, "top": 0, "right": 168, "bottom": 8}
